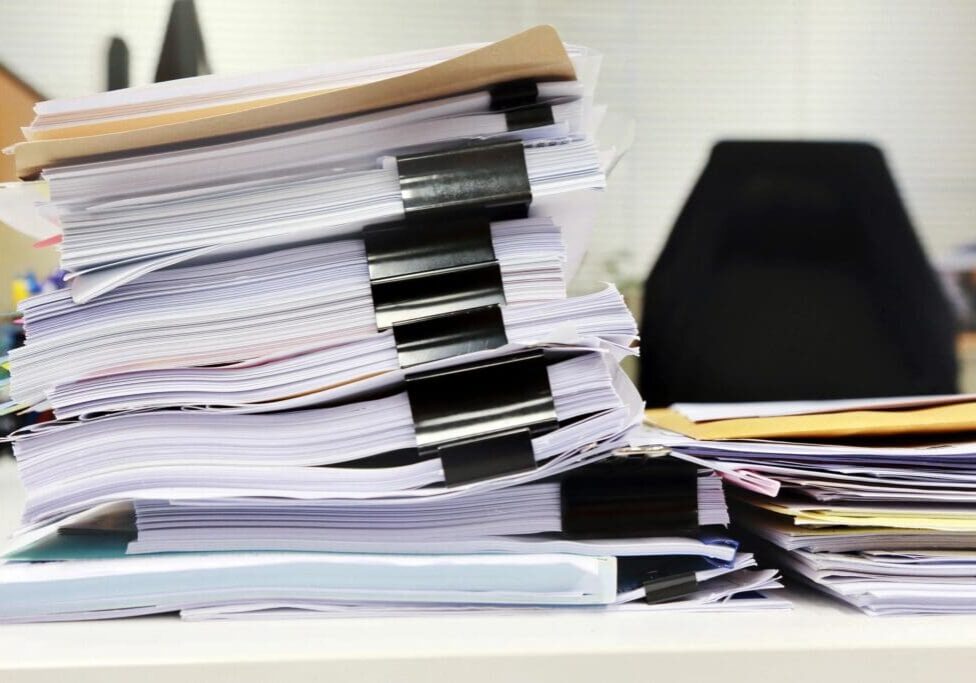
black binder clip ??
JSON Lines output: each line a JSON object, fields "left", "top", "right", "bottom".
{"left": 504, "top": 105, "right": 555, "bottom": 131}
{"left": 560, "top": 457, "right": 700, "bottom": 539}
{"left": 642, "top": 571, "right": 700, "bottom": 605}
{"left": 396, "top": 140, "right": 532, "bottom": 221}
{"left": 405, "top": 349, "right": 557, "bottom": 486}
{"left": 490, "top": 79, "right": 541, "bottom": 110}
{"left": 368, "top": 139, "right": 537, "bottom": 363}
{"left": 363, "top": 212, "right": 513, "bottom": 366}
{"left": 489, "top": 79, "right": 555, "bottom": 131}
{"left": 392, "top": 305, "right": 508, "bottom": 368}
{"left": 364, "top": 214, "right": 507, "bottom": 330}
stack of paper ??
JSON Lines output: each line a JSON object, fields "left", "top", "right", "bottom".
{"left": 637, "top": 395, "right": 976, "bottom": 615}
{"left": 41, "top": 288, "right": 635, "bottom": 418}
{"left": 0, "top": 26, "right": 785, "bottom": 621}
{"left": 6, "top": 219, "right": 577, "bottom": 409}
{"left": 15, "top": 351, "right": 632, "bottom": 522}
{"left": 2, "top": 453, "right": 783, "bottom": 621}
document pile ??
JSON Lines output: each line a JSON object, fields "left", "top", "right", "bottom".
{"left": 638, "top": 395, "right": 976, "bottom": 615}
{"left": 0, "top": 27, "right": 782, "bottom": 621}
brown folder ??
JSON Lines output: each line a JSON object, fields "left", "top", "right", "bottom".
{"left": 11, "top": 25, "right": 575, "bottom": 179}
{"left": 646, "top": 402, "right": 976, "bottom": 441}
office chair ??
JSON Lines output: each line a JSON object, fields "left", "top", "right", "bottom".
{"left": 639, "top": 141, "right": 958, "bottom": 405}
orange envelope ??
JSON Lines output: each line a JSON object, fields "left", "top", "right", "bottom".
{"left": 645, "top": 402, "right": 976, "bottom": 441}
{"left": 12, "top": 25, "right": 575, "bottom": 179}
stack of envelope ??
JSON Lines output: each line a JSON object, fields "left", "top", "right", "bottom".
{"left": 637, "top": 394, "right": 976, "bottom": 615}
{"left": 0, "top": 27, "right": 784, "bottom": 621}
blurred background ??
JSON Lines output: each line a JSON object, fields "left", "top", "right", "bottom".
{"left": 1, "top": 0, "right": 974, "bottom": 390}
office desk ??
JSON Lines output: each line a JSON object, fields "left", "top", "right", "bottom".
{"left": 3, "top": 459, "right": 976, "bottom": 683}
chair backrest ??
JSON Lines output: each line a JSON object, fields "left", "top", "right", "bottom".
{"left": 639, "top": 140, "right": 958, "bottom": 405}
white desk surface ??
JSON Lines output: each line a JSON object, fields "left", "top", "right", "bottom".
{"left": 3, "top": 457, "right": 976, "bottom": 683}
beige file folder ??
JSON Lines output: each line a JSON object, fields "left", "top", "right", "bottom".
{"left": 11, "top": 25, "right": 575, "bottom": 179}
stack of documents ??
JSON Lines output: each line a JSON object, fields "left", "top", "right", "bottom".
{"left": 0, "top": 27, "right": 784, "bottom": 621}
{"left": 1, "top": 454, "right": 783, "bottom": 621}
{"left": 637, "top": 395, "right": 976, "bottom": 615}
{"left": 8, "top": 220, "right": 584, "bottom": 409}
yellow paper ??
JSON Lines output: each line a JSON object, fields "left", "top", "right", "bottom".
{"left": 14, "top": 26, "right": 575, "bottom": 178}
{"left": 736, "top": 505, "right": 936, "bottom": 538}
{"left": 645, "top": 402, "right": 976, "bottom": 441}
{"left": 751, "top": 500, "right": 976, "bottom": 532}
{"left": 796, "top": 511, "right": 976, "bottom": 532}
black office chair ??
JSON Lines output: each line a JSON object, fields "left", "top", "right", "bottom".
{"left": 639, "top": 141, "right": 958, "bottom": 406}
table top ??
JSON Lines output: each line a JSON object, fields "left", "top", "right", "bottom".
{"left": 3, "top": 457, "right": 976, "bottom": 683}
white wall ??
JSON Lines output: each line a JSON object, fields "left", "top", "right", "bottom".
{"left": 1, "top": 0, "right": 974, "bottom": 289}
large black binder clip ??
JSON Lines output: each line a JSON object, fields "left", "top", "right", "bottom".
{"left": 364, "top": 214, "right": 497, "bottom": 281}
{"left": 371, "top": 261, "right": 504, "bottom": 330}
{"left": 363, "top": 213, "right": 513, "bottom": 366}
{"left": 368, "top": 138, "right": 537, "bottom": 363}
{"left": 405, "top": 349, "right": 557, "bottom": 486}
{"left": 364, "top": 214, "right": 507, "bottom": 330}
{"left": 560, "top": 457, "right": 700, "bottom": 539}
{"left": 396, "top": 140, "right": 532, "bottom": 221}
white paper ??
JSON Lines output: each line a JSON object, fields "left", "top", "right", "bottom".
{"left": 11, "top": 218, "right": 573, "bottom": 407}
{"left": 42, "top": 287, "right": 636, "bottom": 418}
{"left": 13, "top": 353, "right": 643, "bottom": 526}
{"left": 119, "top": 472, "right": 727, "bottom": 555}
{"left": 0, "top": 180, "right": 59, "bottom": 240}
